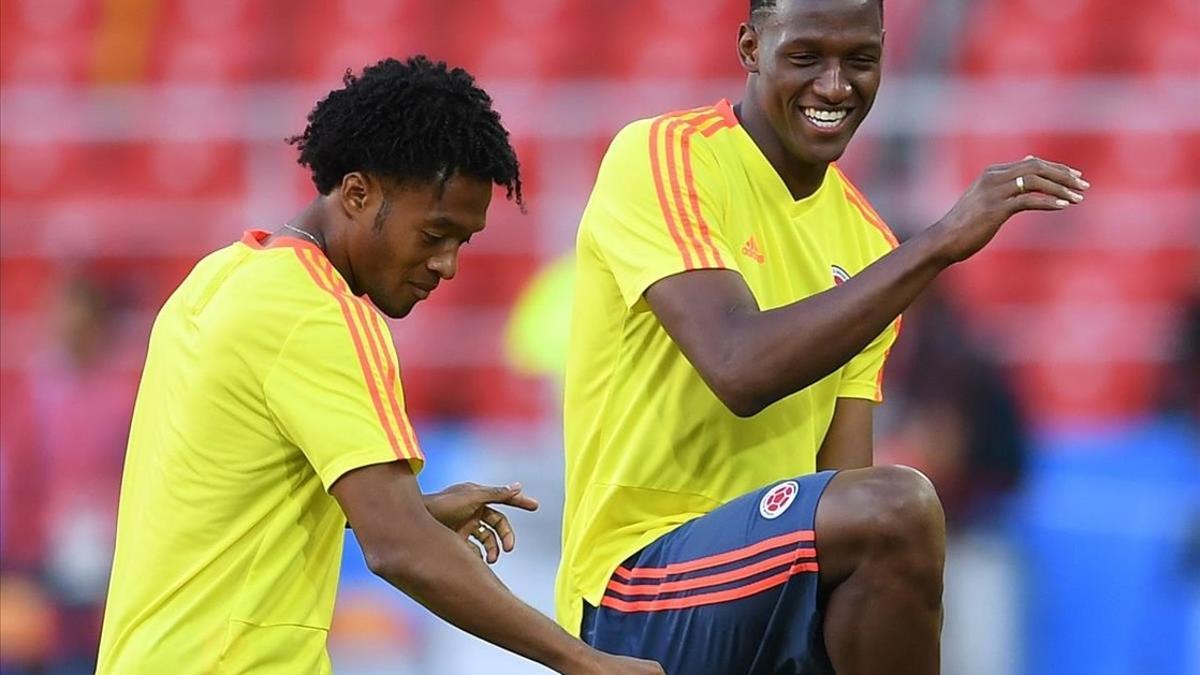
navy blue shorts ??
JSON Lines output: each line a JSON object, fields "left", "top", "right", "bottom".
{"left": 581, "top": 471, "right": 837, "bottom": 675}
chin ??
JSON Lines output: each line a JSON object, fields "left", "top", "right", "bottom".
{"left": 813, "top": 143, "right": 851, "bottom": 164}
{"left": 781, "top": 130, "right": 840, "bottom": 165}
{"left": 370, "top": 295, "right": 415, "bottom": 319}
{"left": 790, "top": 139, "right": 850, "bottom": 166}
{"left": 383, "top": 303, "right": 415, "bottom": 319}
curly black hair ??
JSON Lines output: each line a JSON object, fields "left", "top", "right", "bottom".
{"left": 288, "top": 56, "right": 522, "bottom": 209}
{"left": 750, "top": 0, "right": 882, "bottom": 25}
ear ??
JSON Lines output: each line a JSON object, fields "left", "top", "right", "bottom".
{"left": 737, "top": 22, "right": 761, "bottom": 73}
{"left": 338, "top": 172, "right": 372, "bottom": 218}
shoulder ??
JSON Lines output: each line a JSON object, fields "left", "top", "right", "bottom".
{"left": 829, "top": 165, "right": 899, "bottom": 253}
{"left": 271, "top": 269, "right": 388, "bottom": 364}
{"left": 278, "top": 249, "right": 382, "bottom": 336}
{"left": 604, "top": 102, "right": 738, "bottom": 169}
{"left": 230, "top": 244, "right": 367, "bottom": 334}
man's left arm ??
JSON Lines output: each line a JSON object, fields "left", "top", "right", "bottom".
{"left": 817, "top": 398, "right": 875, "bottom": 471}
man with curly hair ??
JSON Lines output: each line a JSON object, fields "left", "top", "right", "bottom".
{"left": 96, "top": 57, "right": 661, "bottom": 675}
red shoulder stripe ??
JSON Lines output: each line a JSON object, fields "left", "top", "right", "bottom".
{"left": 350, "top": 295, "right": 423, "bottom": 461}
{"left": 648, "top": 115, "right": 695, "bottom": 269}
{"left": 833, "top": 166, "right": 899, "bottom": 249}
{"left": 678, "top": 115, "right": 726, "bottom": 267}
{"left": 662, "top": 115, "right": 714, "bottom": 267}
{"left": 295, "top": 249, "right": 402, "bottom": 456}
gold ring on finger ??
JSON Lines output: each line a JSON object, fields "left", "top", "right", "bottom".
{"left": 1016, "top": 175, "right": 1026, "bottom": 193}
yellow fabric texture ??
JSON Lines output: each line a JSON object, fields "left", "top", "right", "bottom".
{"left": 97, "top": 231, "right": 422, "bottom": 674}
{"left": 556, "top": 100, "right": 900, "bottom": 634}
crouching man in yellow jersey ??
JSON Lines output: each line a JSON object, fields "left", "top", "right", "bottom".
{"left": 556, "top": 1, "right": 1091, "bottom": 674}
{"left": 96, "top": 56, "right": 662, "bottom": 675}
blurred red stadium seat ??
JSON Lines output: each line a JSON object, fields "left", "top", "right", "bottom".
{"left": 940, "top": 0, "right": 1200, "bottom": 420}
{"left": 0, "top": 258, "right": 58, "bottom": 315}
{"left": 602, "top": 0, "right": 742, "bottom": 80}
{"left": 143, "top": 0, "right": 272, "bottom": 82}
{"left": 1, "top": 0, "right": 1195, "bottom": 428}
{"left": 437, "top": 0, "right": 593, "bottom": 81}
{"left": 0, "top": 142, "right": 82, "bottom": 201}
{"left": 0, "top": 0, "right": 99, "bottom": 84}
{"left": 282, "top": 0, "right": 439, "bottom": 82}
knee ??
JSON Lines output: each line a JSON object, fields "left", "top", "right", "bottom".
{"left": 843, "top": 465, "right": 946, "bottom": 582}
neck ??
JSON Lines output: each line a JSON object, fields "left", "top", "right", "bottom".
{"left": 734, "top": 94, "right": 828, "bottom": 201}
{"left": 289, "top": 196, "right": 358, "bottom": 293}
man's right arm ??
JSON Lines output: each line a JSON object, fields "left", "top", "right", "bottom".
{"left": 330, "top": 461, "right": 663, "bottom": 675}
{"left": 645, "top": 156, "right": 1089, "bottom": 417}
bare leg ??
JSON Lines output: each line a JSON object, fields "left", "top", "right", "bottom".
{"left": 816, "top": 466, "right": 946, "bottom": 675}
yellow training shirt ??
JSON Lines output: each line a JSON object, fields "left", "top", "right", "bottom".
{"left": 97, "top": 230, "right": 423, "bottom": 674}
{"left": 556, "top": 100, "right": 901, "bottom": 634}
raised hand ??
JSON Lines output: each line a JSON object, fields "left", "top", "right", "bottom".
{"left": 423, "top": 482, "right": 539, "bottom": 564}
{"left": 931, "top": 155, "right": 1090, "bottom": 263}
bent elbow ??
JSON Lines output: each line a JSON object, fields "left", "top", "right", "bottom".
{"left": 723, "top": 394, "right": 766, "bottom": 418}
{"left": 709, "top": 370, "right": 768, "bottom": 418}
{"left": 363, "top": 549, "right": 395, "bottom": 578}
{"left": 364, "top": 546, "right": 417, "bottom": 583}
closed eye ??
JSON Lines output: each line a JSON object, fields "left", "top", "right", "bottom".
{"left": 422, "top": 231, "right": 445, "bottom": 245}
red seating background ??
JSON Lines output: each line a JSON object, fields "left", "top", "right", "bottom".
{"left": 2, "top": 0, "right": 1196, "bottom": 426}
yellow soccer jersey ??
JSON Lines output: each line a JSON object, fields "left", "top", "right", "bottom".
{"left": 97, "top": 230, "right": 423, "bottom": 674}
{"left": 556, "top": 100, "right": 901, "bottom": 634}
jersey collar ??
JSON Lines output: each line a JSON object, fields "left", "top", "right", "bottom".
{"left": 240, "top": 229, "right": 324, "bottom": 254}
{"left": 721, "top": 100, "right": 834, "bottom": 218}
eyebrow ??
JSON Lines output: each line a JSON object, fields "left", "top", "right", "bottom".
{"left": 426, "top": 215, "right": 465, "bottom": 230}
{"left": 426, "top": 215, "right": 482, "bottom": 238}
{"left": 779, "top": 34, "right": 883, "bottom": 51}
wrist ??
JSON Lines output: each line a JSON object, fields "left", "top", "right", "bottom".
{"left": 546, "top": 639, "right": 600, "bottom": 674}
{"left": 917, "top": 219, "right": 962, "bottom": 269}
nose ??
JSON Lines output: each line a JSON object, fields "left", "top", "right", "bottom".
{"left": 428, "top": 248, "right": 458, "bottom": 281}
{"left": 812, "top": 61, "right": 852, "bottom": 105}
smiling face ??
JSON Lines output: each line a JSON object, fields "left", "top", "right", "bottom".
{"left": 344, "top": 173, "right": 491, "bottom": 318}
{"left": 739, "top": 0, "right": 884, "bottom": 166}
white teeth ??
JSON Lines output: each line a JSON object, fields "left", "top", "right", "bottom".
{"left": 802, "top": 107, "right": 848, "bottom": 128}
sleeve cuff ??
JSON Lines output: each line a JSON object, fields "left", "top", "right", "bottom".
{"left": 623, "top": 264, "right": 736, "bottom": 309}
{"left": 318, "top": 448, "right": 424, "bottom": 492}
{"left": 837, "top": 380, "right": 884, "bottom": 404}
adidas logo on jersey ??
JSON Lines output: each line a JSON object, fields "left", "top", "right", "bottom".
{"left": 741, "top": 236, "right": 765, "bottom": 264}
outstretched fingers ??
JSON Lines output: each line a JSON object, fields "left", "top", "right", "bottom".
{"left": 496, "top": 483, "right": 540, "bottom": 512}
{"left": 1006, "top": 155, "right": 1090, "bottom": 212}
